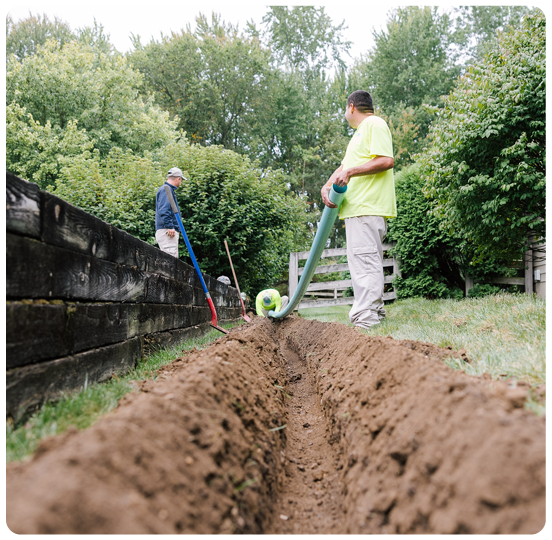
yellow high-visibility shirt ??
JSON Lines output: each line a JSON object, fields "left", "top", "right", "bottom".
{"left": 339, "top": 115, "right": 397, "bottom": 219}
{"left": 255, "top": 289, "right": 281, "bottom": 317}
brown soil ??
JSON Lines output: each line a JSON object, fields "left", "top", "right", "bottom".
{"left": 6, "top": 316, "right": 545, "bottom": 534}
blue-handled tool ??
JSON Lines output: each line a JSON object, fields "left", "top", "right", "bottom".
{"left": 164, "top": 185, "right": 228, "bottom": 335}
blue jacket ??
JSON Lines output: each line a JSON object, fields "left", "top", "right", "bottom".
{"left": 155, "top": 182, "right": 180, "bottom": 230}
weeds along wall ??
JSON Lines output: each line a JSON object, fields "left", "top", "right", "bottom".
{"left": 6, "top": 172, "right": 242, "bottom": 423}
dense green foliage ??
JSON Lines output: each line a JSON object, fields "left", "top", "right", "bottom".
{"left": 386, "top": 164, "right": 464, "bottom": 299}
{"left": 5, "top": 7, "right": 544, "bottom": 296}
{"left": 51, "top": 139, "right": 307, "bottom": 294}
{"left": 156, "top": 142, "right": 308, "bottom": 293}
{"left": 6, "top": 40, "right": 178, "bottom": 169}
{"left": 386, "top": 164, "right": 520, "bottom": 299}
{"left": 349, "top": 6, "right": 534, "bottom": 170}
{"left": 6, "top": 102, "right": 94, "bottom": 189}
{"left": 348, "top": 7, "right": 458, "bottom": 169}
{"left": 51, "top": 147, "right": 161, "bottom": 241}
{"left": 467, "top": 284, "right": 501, "bottom": 299}
{"left": 6, "top": 12, "right": 114, "bottom": 60}
{"left": 453, "top": 5, "right": 532, "bottom": 60}
{"left": 128, "top": 7, "right": 352, "bottom": 238}
{"left": 130, "top": 14, "right": 271, "bottom": 151}
{"left": 420, "top": 10, "right": 545, "bottom": 262}
{"left": 6, "top": 16, "right": 309, "bottom": 293}
{"left": 6, "top": 12, "right": 75, "bottom": 60}
{"left": 354, "top": 7, "right": 461, "bottom": 110}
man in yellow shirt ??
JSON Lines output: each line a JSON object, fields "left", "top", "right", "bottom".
{"left": 321, "top": 90, "right": 396, "bottom": 329}
{"left": 255, "top": 289, "right": 289, "bottom": 318}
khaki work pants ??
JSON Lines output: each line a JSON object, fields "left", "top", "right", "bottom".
{"left": 156, "top": 229, "right": 179, "bottom": 258}
{"left": 345, "top": 216, "right": 387, "bottom": 329}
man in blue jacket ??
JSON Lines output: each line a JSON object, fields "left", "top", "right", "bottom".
{"left": 155, "top": 167, "right": 185, "bottom": 257}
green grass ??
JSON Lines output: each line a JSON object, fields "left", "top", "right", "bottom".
{"left": 299, "top": 293, "right": 546, "bottom": 391}
{"left": 6, "top": 323, "right": 240, "bottom": 463}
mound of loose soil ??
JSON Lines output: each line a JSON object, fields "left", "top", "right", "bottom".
{"left": 278, "top": 318, "right": 545, "bottom": 534}
{"left": 6, "top": 317, "right": 545, "bottom": 534}
{"left": 7, "top": 325, "right": 289, "bottom": 534}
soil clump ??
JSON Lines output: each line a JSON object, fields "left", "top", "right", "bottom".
{"left": 6, "top": 316, "right": 545, "bottom": 534}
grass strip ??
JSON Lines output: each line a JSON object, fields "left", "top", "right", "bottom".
{"left": 6, "top": 322, "right": 240, "bottom": 463}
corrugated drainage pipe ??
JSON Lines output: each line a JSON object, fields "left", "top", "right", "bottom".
{"left": 268, "top": 184, "right": 347, "bottom": 320}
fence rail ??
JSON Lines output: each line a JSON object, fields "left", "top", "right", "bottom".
{"left": 465, "top": 239, "right": 546, "bottom": 299}
{"left": 289, "top": 244, "right": 400, "bottom": 310}
{"left": 292, "top": 238, "right": 546, "bottom": 308}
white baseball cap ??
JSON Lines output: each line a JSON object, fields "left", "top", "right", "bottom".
{"left": 167, "top": 167, "right": 184, "bottom": 179}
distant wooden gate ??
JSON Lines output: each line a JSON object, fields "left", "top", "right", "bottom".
{"left": 289, "top": 244, "right": 400, "bottom": 310}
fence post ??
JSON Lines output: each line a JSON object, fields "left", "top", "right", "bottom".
{"left": 393, "top": 255, "right": 401, "bottom": 299}
{"left": 465, "top": 275, "right": 474, "bottom": 297}
{"left": 525, "top": 236, "right": 534, "bottom": 295}
{"left": 289, "top": 251, "right": 298, "bottom": 300}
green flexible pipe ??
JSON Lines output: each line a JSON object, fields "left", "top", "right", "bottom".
{"left": 269, "top": 184, "right": 347, "bottom": 319}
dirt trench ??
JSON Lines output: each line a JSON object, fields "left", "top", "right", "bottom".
{"left": 6, "top": 317, "right": 545, "bottom": 534}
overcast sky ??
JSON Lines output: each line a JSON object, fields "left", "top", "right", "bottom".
{"left": 4, "top": 5, "right": 436, "bottom": 65}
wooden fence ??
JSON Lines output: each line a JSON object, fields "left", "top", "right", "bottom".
{"left": 465, "top": 239, "right": 546, "bottom": 299}
{"left": 6, "top": 172, "right": 242, "bottom": 422}
{"left": 289, "top": 244, "right": 400, "bottom": 310}
{"left": 292, "top": 239, "right": 546, "bottom": 310}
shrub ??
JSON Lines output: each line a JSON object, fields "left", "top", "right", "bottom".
{"left": 52, "top": 139, "right": 308, "bottom": 295}
{"left": 6, "top": 39, "right": 179, "bottom": 166}
{"left": 6, "top": 103, "right": 94, "bottom": 189}
{"left": 386, "top": 164, "right": 465, "bottom": 299}
{"left": 467, "top": 283, "right": 501, "bottom": 298}
{"left": 154, "top": 141, "right": 309, "bottom": 294}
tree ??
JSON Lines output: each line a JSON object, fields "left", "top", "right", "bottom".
{"left": 254, "top": 6, "right": 353, "bottom": 246}
{"left": 6, "top": 12, "right": 115, "bottom": 62}
{"left": 347, "top": 7, "right": 464, "bottom": 170}
{"left": 355, "top": 7, "right": 462, "bottom": 111}
{"left": 420, "top": 10, "right": 545, "bottom": 262}
{"left": 6, "top": 102, "right": 94, "bottom": 188}
{"left": 129, "top": 8, "right": 353, "bottom": 247}
{"left": 260, "top": 6, "right": 351, "bottom": 85}
{"left": 452, "top": 5, "right": 532, "bottom": 61}
{"left": 129, "top": 13, "right": 272, "bottom": 151}
{"left": 6, "top": 12, "right": 75, "bottom": 61}
{"left": 76, "top": 19, "right": 116, "bottom": 55}
{"left": 51, "top": 147, "right": 162, "bottom": 242}
{"left": 7, "top": 39, "right": 179, "bottom": 185}
{"left": 6, "top": 10, "right": 311, "bottom": 291}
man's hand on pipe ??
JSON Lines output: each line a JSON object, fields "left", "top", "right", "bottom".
{"left": 322, "top": 165, "right": 347, "bottom": 208}
{"left": 332, "top": 168, "right": 351, "bottom": 187}
{"left": 321, "top": 183, "right": 337, "bottom": 208}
